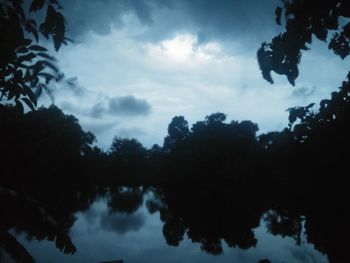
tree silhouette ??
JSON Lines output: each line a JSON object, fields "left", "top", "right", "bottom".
{"left": 163, "top": 116, "right": 190, "bottom": 152}
{"left": 257, "top": 0, "right": 350, "bottom": 85}
{"left": 109, "top": 137, "right": 148, "bottom": 181}
{"left": 0, "top": 105, "right": 95, "bottom": 178}
{"left": 0, "top": 0, "right": 67, "bottom": 110}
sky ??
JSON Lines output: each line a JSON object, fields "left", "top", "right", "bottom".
{"left": 39, "top": 0, "right": 350, "bottom": 149}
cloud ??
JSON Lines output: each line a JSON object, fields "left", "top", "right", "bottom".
{"left": 108, "top": 95, "right": 151, "bottom": 116}
{"left": 291, "top": 86, "right": 317, "bottom": 99}
{"left": 88, "top": 96, "right": 151, "bottom": 118}
{"left": 60, "top": 0, "right": 280, "bottom": 46}
{"left": 100, "top": 212, "right": 145, "bottom": 234}
{"left": 90, "top": 102, "right": 106, "bottom": 118}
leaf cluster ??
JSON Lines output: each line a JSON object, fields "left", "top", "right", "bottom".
{"left": 0, "top": 0, "right": 67, "bottom": 111}
{"left": 257, "top": 0, "right": 350, "bottom": 85}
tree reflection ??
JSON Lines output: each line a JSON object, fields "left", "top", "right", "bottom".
{"left": 107, "top": 187, "right": 145, "bottom": 215}
{"left": 147, "top": 184, "right": 263, "bottom": 254}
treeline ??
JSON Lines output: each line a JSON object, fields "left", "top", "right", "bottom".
{"left": 2, "top": 73, "right": 350, "bottom": 192}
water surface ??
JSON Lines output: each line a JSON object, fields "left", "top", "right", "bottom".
{"left": 14, "top": 195, "right": 328, "bottom": 263}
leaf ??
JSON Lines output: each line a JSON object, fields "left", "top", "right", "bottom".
{"left": 29, "top": 45, "right": 47, "bottom": 51}
{"left": 21, "top": 97, "right": 35, "bottom": 110}
{"left": 23, "top": 39, "right": 32, "bottom": 46}
{"left": 16, "top": 47, "right": 29, "bottom": 53}
{"left": 15, "top": 100, "right": 24, "bottom": 114}
{"left": 27, "top": 19, "right": 37, "bottom": 28}
{"left": 30, "top": 0, "right": 46, "bottom": 12}
{"left": 12, "top": 0, "right": 26, "bottom": 21}
{"left": 38, "top": 72, "right": 55, "bottom": 84}
{"left": 19, "top": 63, "right": 29, "bottom": 69}
{"left": 36, "top": 52, "right": 56, "bottom": 61}
{"left": 288, "top": 111, "right": 297, "bottom": 124}
{"left": 306, "top": 103, "right": 315, "bottom": 109}
{"left": 8, "top": 89, "right": 15, "bottom": 100}
{"left": 14, "top": 70, "right": 23, "bottom": 81}
{"left": 18, "top": 52, "right": 36, "bottom": 62}
{"left": 26, "top": 23, "right": 39, "bottom": 42}
{"left": 34, "top": 84, "right": 43, "bottom": 98}
{"left": 275, "top": 7, "right": 282, "bottom": 25}
{"left": 23, "top": 85, "right": 37, "bottom": 106}
{"left": 24, "top": 69, "right": 32, "bottom": 82}
{"left": 53, "top": 11, "right": 65, "bottom": 51}
{"left": 40, "top": 5, "right": 56, "bottom": 39}
{"left": 56, "top": 72, "right": 65, "bottom": 82}
{"left": 43, "top": 61, "right": 59, "bottom": 72}
{"left": 33, "top": 60, "right": 45, "bottom": 74}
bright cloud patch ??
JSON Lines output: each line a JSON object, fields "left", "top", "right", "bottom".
{"left": 146, "top": 34, "right": 230, "bottom": 69}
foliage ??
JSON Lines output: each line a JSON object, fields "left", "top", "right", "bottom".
{"left": 0, "top": 105, "right": 95, "bottom": 176}
{"left": 163, "top": 116, "right": 190, "bottom": 151}
{"left": 109, "top": 137, "right": 148, "bottom": 175}
{"left": 0, "top": 0, "right": 67, "bottom": 111}
{"left": 257, "top": 0, "right": 350, "bottom": 85}
{"left": 0, "top": 186, "right": 76, "bottom": 263}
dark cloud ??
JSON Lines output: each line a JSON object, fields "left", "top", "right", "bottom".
{"left": 61, "top": 0, "right": 160, "bottom": 37}
{"left": 90, "top": 102, "right": 106, "bottom": 118}
{"left": 108, "top": 95, "right": 151, "bottom": 116}
{"left": 100, "top": 212, "right": 145, "bottom": 234}
{"left": 61, "top": 0, "right": 280, "bottom": 45}
{"left": 173, "top": 0, "right": 280, "bottom": 43}
{"left": 88, "top": 95, "right": 151, "bottom": 118}
{"left": 291, "top": 86, "right": 317, "bottom": 98}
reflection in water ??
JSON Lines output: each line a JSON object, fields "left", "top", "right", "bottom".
{"left": 1, "top": 174, "right": 348, "bottom": 263}
{"left": 13, "top": 197, "right": 328, "bottom": 263}
{"left": 0, "top": 186, "right": 76, "bottom": 263}
{"left": 1, "top": 183, "right": 340, "bottom": 263}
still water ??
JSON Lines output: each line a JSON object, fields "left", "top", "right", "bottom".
{"left": 13, "top": 193, "right": 328, "bottom": 263}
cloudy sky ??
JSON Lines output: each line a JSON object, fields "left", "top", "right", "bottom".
{"left": 40, "top": 0, "right": 350, "bottom": 149}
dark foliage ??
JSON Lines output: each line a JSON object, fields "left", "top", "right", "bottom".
{"left": 0, "top": 0, "right": 67, "bottom": 111}
{"left": 257, "top": 0, "right": 350, "bottom": 85}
